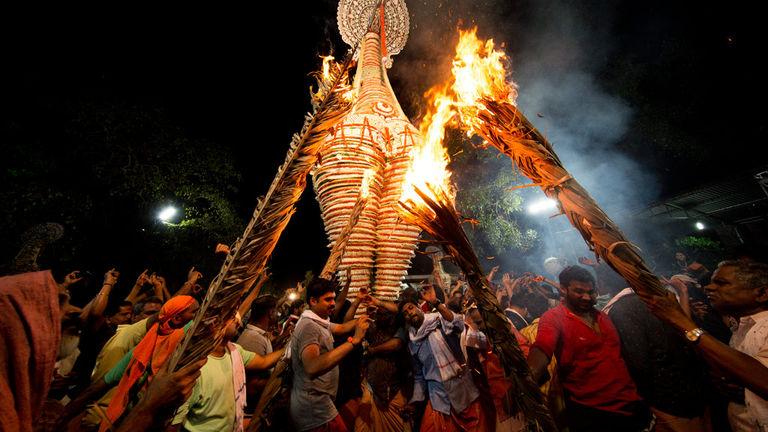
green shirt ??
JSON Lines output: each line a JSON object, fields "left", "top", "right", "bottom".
{"left": 83, "top": 318, "right": 151, "bottom": 428}
{"left": 172, "top": 344, "right": 256, "bottom": 432}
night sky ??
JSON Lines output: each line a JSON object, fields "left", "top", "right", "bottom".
{"left": 3, "top": 1, "right": 765, "bottom": 290}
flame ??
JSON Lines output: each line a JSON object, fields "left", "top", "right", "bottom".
{"left": 400, "top": 27, "right": 516, "bottom": 210}
{"left": 400, "top": 83, "right": 454, "bottom": 206}
{"left": 321, "top": 55, "right": 335, "bottom": 81}
{"left": 451, "top": 28, "right": 516, "bottom": 133}
{"left": 360, "top": 169, "right": 376, "bottom": 199}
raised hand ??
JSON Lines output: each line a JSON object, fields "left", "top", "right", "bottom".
{"left": 135, "top": 269, "right": 151, "bottom": 287}
{"left": 187, "top": 266, "right": 203, "bottom": 283}
{"left": 104, "top": 268, "right": 120, "bottom": 286}
{"left": 420, "top": 284, "right": 437, "bottom": 304}
{"left": 215, "top": 243, "right": 230, "bottom": 255}
{"left": 62, "top": 271, "right": 84, "bottom": 288}
{"left": 353, "top": 314, "right": 371, "bottom": 340}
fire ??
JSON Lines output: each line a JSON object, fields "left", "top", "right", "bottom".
{"left": 360, "top": 168, "right": 376, "bottom": 198}
{"left": 400, "top": 83, "right": 454, "bottom": 206}
{"left": 321, "top": 55, "right": 335, "bottom": 81}
{"left": 400, "top": 27, "right": 516, "bottom": 209}
{"left": 451, "top": 28, "right": 516, "bottom": 133}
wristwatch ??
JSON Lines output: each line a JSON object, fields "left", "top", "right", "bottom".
{"left": 684, "top": 327, "right": 705, "bottom": 344}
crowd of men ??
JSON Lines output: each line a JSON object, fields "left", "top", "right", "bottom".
{"left": 1, "top": 246, "right": 767, "bottom": 432}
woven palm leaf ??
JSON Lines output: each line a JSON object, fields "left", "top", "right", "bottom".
{"left": 475, "top": 99, "right": 666, "bottom": 298}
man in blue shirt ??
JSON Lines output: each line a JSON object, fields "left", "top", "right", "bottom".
{"left": 400, "top": 285, "right": 489, "bottom": 431}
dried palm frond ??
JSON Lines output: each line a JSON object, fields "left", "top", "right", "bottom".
{"left": 165, "top": 56, "right": 354, "bottom": 373}
{"left": 399, "top": 186, "right": 556, "bottom": 432}
{"left": 475, "top": 99, "right": 666, "bottom": 297}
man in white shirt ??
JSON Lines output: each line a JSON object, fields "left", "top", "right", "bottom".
{"left": 640, "top": 260, "right": 768, "bottom": 431}
{"left": 237, "top": 295, "right": 277, "bottom": 356}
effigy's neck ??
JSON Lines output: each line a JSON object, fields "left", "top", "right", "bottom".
{"left": 352, "top": 31, "right": 407, "bottom": 120}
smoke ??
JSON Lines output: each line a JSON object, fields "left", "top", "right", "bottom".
{"left": 389, "top": 0, "right": 663, "bottom": 272}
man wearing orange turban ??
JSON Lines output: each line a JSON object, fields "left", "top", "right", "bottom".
{"left": 57, "top": 295, "right": 199, "bottom": 431}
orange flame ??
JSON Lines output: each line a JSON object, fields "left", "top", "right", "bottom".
{"left": 321, "top": 55, "right": 335, "bottom": 81}
{"left": 401, "top": 28, "right": 515, "bottom": 209}
{"left": 400, "top": 83, "right": 455, "bottom": 206}
{"left": 451, "top": 28, "right": 516, "bottom": 134}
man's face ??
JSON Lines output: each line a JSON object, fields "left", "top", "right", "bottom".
{"left": 705, "top": 266, "right": 765, "bottom": 317}
{"left": 109, "top": 306, "right": 133, "bottom": 326}
{"left": 310, "top": 291, "right": 335, "bottom": 319}
{"left": 675, "top": 252, "right": 686, "bottom": 262}
{"left": 564, "top": 280, "right": 596, "bottom": 313}
{"left": 170, "top": 300, "right": 200, "bottom": 328}
{"left": 135, "top": 302, "right": 162, "bottom": 322}
{"left": 402, "top": 302, "right": 425, "bottom": 328}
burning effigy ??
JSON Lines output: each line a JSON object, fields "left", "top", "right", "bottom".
{"left": 313, "top": 0, "right": 421, "bottom": 302}
{"left": 164, "top": 1, "right": 674, "bottom": 431}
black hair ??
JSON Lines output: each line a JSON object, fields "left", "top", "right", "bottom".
{"left": 398, "top": 286, "right": 421, "bottom": 313}
{"left": 250, "top": 294, "right": 278, "bottom": 322}
{"left": 107, "top": 300, "right": 133, "bottom": 317}
{"left": 305, "top": 277, "right": 337, "bottom": 303}
{"left": 519, "top": 292, "right": 550, "bottom": 320}
{"left": 289, "top": 299, "right": 306, "bottom": 312}
{"left": 144, "top": 296, "right": 163, "bottom": 306}
{"left": 558, "top": 265, "right": 595, "bottom": 289}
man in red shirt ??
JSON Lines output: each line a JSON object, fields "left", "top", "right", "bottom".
{"left": 527, "top": 265, "right": 653, "bottom": 431}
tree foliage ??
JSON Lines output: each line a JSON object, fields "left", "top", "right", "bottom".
{"left": 444, "top": 130, "right": 538, "bottom": 258}
{"left": 1, "top": 101, "right": 243, "bottom": 283}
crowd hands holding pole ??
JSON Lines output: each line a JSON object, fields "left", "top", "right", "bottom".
{"left": 2, "top": 241, "right": 768, "bottom": 432}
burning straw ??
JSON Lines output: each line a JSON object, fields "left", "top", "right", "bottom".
{"left": 445, "top": 28, "right": 665, "bottom": 297}
{"left": 399, "top": 185, "right": 556, "bottom": 431}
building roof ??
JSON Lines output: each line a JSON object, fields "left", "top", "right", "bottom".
{"left": 639, "top": 167, "right": 768, "bottom": 226}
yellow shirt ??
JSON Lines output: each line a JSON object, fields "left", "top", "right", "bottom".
{"left": 82, "top": 318, "right": 150, "bottom": 427}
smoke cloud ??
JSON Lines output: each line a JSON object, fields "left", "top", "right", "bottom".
{"left": 382, "top": 0, "right": 663, "bottom": 272}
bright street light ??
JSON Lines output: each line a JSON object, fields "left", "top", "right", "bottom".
{"left": 158, "top": 206, "right": 178, "bottom": 223}
{"left": 527, "top": 198, "right": 557, "bottom": 215}
{"left": 695, "top": 221, "right": 705, "bottom": 231}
